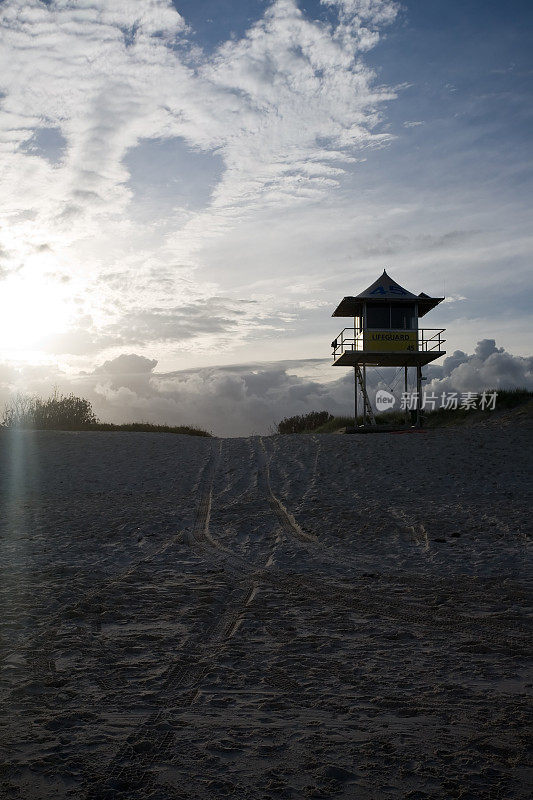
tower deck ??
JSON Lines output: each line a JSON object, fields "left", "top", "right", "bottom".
{"left": 331, "top": 327, "right": 446, "bottom": 367}
{"left": 332, "top": 350, "right": 445, "bottom": 367}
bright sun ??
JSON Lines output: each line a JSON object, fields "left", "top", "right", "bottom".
{"left": 0, "top": 274, "right": 73, "bottom": 353}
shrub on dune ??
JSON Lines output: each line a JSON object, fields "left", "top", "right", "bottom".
{"left": 276, "top": 410, "right": 333, "bottom": 434}
{"left": 2, "top": 391, "right": 97, "bottom": 430}
{"left": 1, "top": 392, "right": 212, "bottom": 436}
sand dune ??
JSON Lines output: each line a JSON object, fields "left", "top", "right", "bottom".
{"left": 0, "top": 423, "right": 531, "bottom": 799}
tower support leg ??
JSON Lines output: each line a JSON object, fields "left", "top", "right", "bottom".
{"left": 355, "top": 365, "right": 376, "bottom": 426}
{"left": 404, "top": 366, "right": 409, "bottom": 426}
{"left": 416, "top": 365, "right": 422, "bottom": 427}
{"left": 354, "top": 366, "right": 358, "bottom": 427}
{"left": 362, "top": 366, "right": 366, "bottom": 426}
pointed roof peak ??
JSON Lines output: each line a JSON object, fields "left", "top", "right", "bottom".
{"left": 332, "top": 269, "right": 445, "bottom": 317}
{"left": 356, "top": 270, "right": 417, "bottom": 301}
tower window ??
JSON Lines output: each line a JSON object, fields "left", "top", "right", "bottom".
{"left": 366, "top": 306, "right": 390, "bottom": 328}
{"left": 365, "top": 303, "right": 417, "bottom": 329}
{"left": 391, "top": 304, "right": 416, "bottom": 329}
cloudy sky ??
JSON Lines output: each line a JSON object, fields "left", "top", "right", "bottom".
{"left": 0, "top": 0, "right": 532, "bottom": 434}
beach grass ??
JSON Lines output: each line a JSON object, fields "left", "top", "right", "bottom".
{"left": 89, "top": 422, "right": 213, "bottom": 436}
{"left": 1, "top": 391, "right": 212, "bottom": 436}
{"left": 287, "top": 388, "right": 533, "bottom": 433}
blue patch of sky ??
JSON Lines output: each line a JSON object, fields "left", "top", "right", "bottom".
{"left": 123, "top": 137, "right": 224, "bottom": 216}
{"left": 19, "top": 127, "right": 67, "bottom": 165}
{"left": 171, "top": 0, "right": 268, "bottom": 52}
{"left": 437, "top": 283, "right": 533, "bottom": 326}
{"left": 121, "top": 22, "right": 140, "bottom": 47}
{"left": 171, "top": 0, "right": 336, "bottom": 53}
{"left": 373, "top": 0, "right": 533, "bottom": 125}
{"left": 343, "top": 0, "right": 533, "bottom": 203}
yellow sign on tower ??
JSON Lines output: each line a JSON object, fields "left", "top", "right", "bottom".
{"left": 363, "top": 330, "right": 417, "bottom": 352}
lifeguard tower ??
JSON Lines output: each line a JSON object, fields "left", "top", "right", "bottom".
{"left": 331, "top": 270, "right": 445, "bottom": 428}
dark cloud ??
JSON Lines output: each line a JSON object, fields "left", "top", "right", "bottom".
{"left": 112, "top": 301, "right": 245, "bottom": 344}
{"left": 92, "top": 340, "right": 531, "bottom": 434}
{"left": 97, "top": 353, "right": 158, "bottom": 375}
{"left": 93, "top": 353, "right": 159, "bottom": 398}
{"left": 87, "top": 339, "right": 533, "bottom": 433}
{"left": 40, "top": 298, "right": 260, "bottom": 356}
{"left": 1, "top": 341, "right": 530, "bottom": 435}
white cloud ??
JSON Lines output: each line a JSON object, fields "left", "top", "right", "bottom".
{"left": 38, "top": 296, "right": 279, "bottom": 357}
{"left": 0, "top": 0, "right": 398, "bottom": 230}
{"left": 0, "top": 0, "right": 399, "bottom": 367}
{"left": 425, "top": 339, "right": 533, "bottom": 394}
{"left": 322, "top": 0, "right": 399, "bottom": 26}
{"left": 198, "top": 0, "right": 397, "bottom": 212}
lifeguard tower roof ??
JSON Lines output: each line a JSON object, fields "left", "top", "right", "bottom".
{"left": 332, "top": 269, "right": 443, "bottom": 318}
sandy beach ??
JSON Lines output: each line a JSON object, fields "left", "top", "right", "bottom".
{"left": 0, "top": 421, "right": 531, "bottom": 799}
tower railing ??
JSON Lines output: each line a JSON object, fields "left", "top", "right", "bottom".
{"left": 331, "top": 328, "right": 446, "bottom": 359}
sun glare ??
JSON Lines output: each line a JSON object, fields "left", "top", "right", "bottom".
{"left": 0, "top": 274, "right": 73, "bottom": 353}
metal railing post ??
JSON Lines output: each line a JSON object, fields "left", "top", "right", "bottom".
{"left": 354, "top": 367, "right": 358, "bottom": 426}
{"left": 416, "top": 364, "right": 422, "bottom": 427}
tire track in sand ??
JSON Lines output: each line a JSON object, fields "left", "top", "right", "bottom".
{"left": 83, "top": 437, "right": 320, "bottom": 798}
{"left": 258, "top": 436, "right": 317, "bottom": 545}
{"left": 83, "top": 440, "right": 262, "bottom": 797}
{"left": 188, "top": 439, "right": 226, "bottom": 551}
